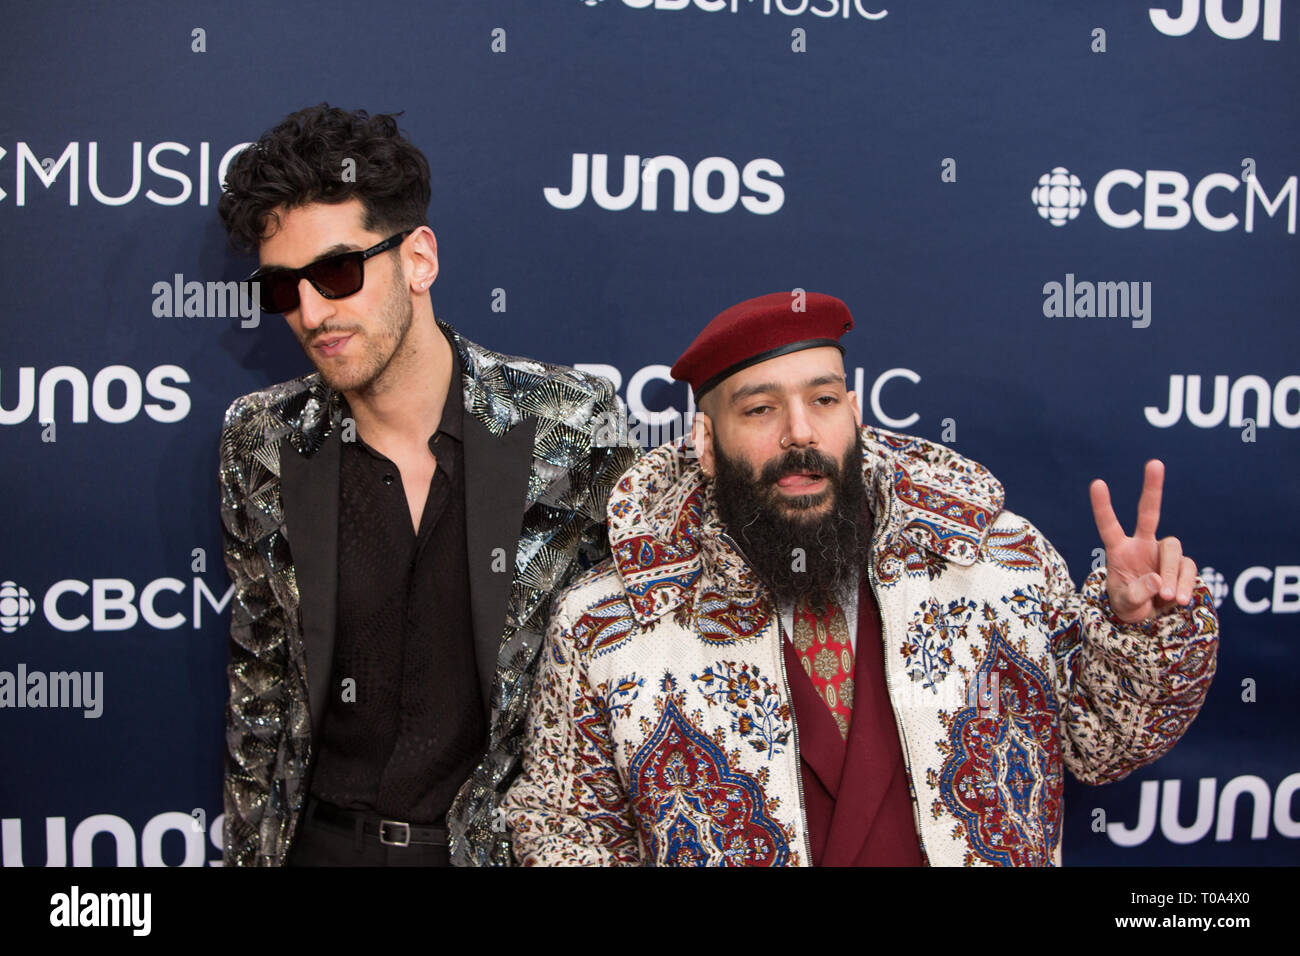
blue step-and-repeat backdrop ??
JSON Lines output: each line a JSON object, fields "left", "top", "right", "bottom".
{"left": 1, "top": 0, "right": 1296, "bottom": 865}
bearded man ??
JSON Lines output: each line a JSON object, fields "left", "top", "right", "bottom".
{"left": 501, "top": 291, "right": 1219, "bottom": 866}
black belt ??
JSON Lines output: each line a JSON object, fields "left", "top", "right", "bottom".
{"left": 308, "top": 799, "right": 449, "bottom": 848}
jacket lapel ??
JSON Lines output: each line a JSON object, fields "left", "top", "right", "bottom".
{"left": 781, "top": 636, "right": 846, "bottom": 800}
{"left": 462, "top": 411, "right": 538, "bottom": 717}
{"left": 820, "top": 573, "right": 898, "bottom": 866}
{"left": 279, "top": 424, "right": 341, "bottom": 743}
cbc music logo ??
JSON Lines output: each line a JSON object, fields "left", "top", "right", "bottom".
{"left": 1032, "top": 164, "right": 1297, "bottom": 234}
{"left": 0, "top": 581, "right": 36, "bottom": 634}
{"left": 1031, "top": 167, "right": 1088, "bottom": 227}
{"left": 0, "top": 141, "right": 252, "bottom": 207}
{"left": 580, "top": 0, "right": 888, "bottom": 18}
{"left": 575, "top": 362, "right": 925, "bottom": 432}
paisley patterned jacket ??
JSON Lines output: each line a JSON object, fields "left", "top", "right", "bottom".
{"left": 502, "top": 426, "right": 1220, "bottom": 866}
{"left": 219, "top": 318, "right": 638, "bottom": 866}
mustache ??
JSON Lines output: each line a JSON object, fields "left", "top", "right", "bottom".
{"left": 757, "top": 447, "right": 841, "bottom": 485}
{"left": 303, "top": 326, "right": 361, "bottom": 345}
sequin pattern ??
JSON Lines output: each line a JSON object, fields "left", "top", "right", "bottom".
{"left": 219, "top": 319, "right": 639, "bottom": 866}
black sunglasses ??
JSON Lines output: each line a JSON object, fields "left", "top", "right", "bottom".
{"left": 248, "top": 230, "right": 413, "bottom": 314}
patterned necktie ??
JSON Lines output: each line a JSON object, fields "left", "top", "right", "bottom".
{"left": 791, "top": 594, "right": 855, "bottom": 740}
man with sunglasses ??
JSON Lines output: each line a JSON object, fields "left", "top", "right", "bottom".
{"left": 215, "top": 104, "right": 637, "bottom": 867}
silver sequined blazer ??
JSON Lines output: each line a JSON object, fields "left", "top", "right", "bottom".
{"left": 218, "top": 318, "right": 637, "bottom": 865}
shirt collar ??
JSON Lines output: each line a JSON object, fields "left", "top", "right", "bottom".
{"left": 432, "top": 321, "right": 464, "bottom": 446}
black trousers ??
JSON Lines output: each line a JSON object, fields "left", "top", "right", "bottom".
{"left": 286, "top": 797, "right": 451, "bottom": 867}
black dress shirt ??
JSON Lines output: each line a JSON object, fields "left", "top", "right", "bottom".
{"left": 309, "top": 335, "right": 486, "bottom": 824}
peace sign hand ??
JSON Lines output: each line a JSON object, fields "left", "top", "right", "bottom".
{"left": 1089, "top": 459, "right": 1199, "bottom": 624}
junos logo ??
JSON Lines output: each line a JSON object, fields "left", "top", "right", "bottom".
{"left": 1150, "top": 0, "right": 1290, "bottom": 41}
{"left": 0, "top": 364, "right": 190, "bottom": 425}
{"left": 1200, "top": 564, "right": 1300, "bottom": 614}
{"left": 0, "top": 141, "right": 251, "bottom": 206}
{"left": 2, "top": 809, "right": 225, "bottom": 866}
{"left": 1105, "top": 773, "right": 1300, "bottom": 847}
{"left": 1032, "top": 166, "right": 1297, "bottom": 234}
{"left": 545, "top": 153, "right": 785, "bottom": 214}
{"left": 0, "top": 575, "right": 233, "bottom": 634}
{"left": 1144, "top": 374, "right": 1300, "bottom": 429}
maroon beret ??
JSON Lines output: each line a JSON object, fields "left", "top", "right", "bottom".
{"left": 670, "top": 291, "right": 854, "bottom": 399}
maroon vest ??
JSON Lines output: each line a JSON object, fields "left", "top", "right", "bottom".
{"left": 782, "top": 572, "right": 925, "bottom": 866}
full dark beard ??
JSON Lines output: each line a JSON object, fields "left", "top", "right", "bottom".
{"left": 712, "top": 428, "right": 872, "bottom": 614}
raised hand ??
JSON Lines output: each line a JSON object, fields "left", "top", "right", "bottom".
{"left": 1089, "top": 459, "right": 1198, "bottom": 624}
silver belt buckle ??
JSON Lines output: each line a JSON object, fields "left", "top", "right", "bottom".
{"left": 379, "top": 820, "right": 411, "bottom": 846}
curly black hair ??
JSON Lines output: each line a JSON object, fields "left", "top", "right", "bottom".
{"left": 218, "top": 104, "right": 431, "bottom": 254}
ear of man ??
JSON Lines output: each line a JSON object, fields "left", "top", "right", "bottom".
{"left": 691, "top": 397, "right": 716, "bottom": 477}
{"left": 405, "top": 226, "right": 439, "bottom": 292}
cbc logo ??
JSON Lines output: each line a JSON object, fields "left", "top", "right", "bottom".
{"left": 1032, "top": 167, "right": 1087, "bottom": 227}
{"left": 1201, "top": 565, "right": 1300, "bottom": 614}
{"left": 0, "top": 581, "right": 36, "bottom": 634}
{"left": 0, "top": 577, "right": 233, "bottom": 633}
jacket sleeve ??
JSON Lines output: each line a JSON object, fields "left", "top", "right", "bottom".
{"left": 1031, "top": 523, "right": 1220, "bottom": 786}
{"left": 501, "top": 593, "right": 643, "bottom": 865}
{"left": 446, "top": 377, "right": 640, "bottom": 867}
{"left": 218, "top": 406, "right": 287, "bottom": 866}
